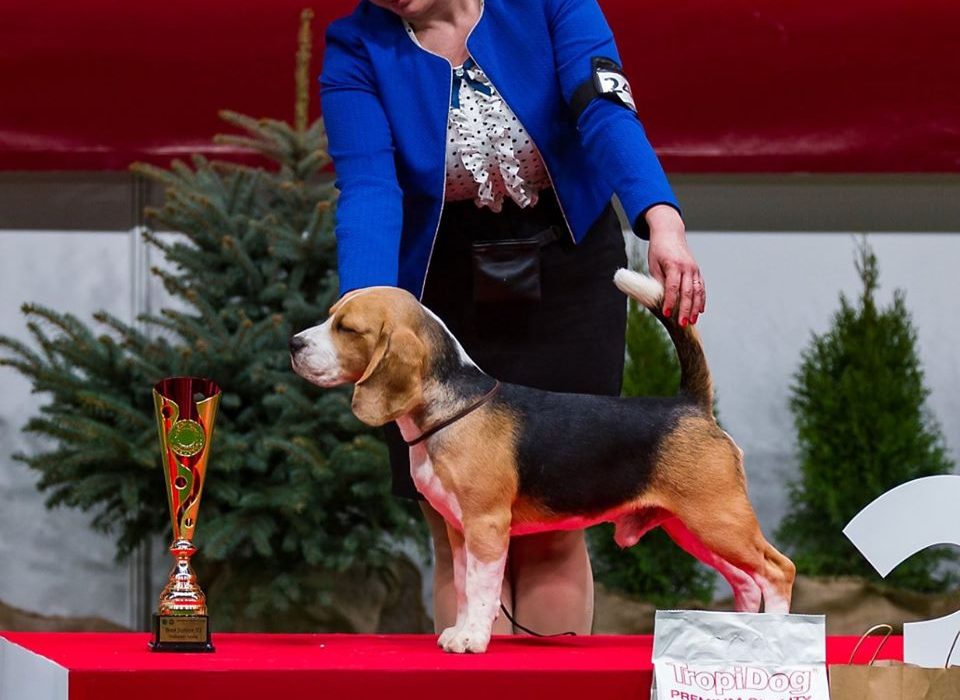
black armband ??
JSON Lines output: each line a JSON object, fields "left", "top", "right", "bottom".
{"left": 569, "top": 57, "right": 638, "bottom": 122}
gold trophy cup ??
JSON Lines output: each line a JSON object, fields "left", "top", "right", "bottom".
{"left": 150, "top": 377, "right": 220, "bottom": 652}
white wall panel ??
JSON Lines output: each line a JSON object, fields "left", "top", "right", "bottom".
{"left": 0, "top": 231, "right": 132, "bottom": 627}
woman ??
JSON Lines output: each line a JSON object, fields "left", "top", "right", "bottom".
{"left": 320, "top": 0, "right": 705, "bottom": 636}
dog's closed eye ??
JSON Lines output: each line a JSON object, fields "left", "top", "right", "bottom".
{"left": 336, "top": 320, "right": 361, "bottom": 335}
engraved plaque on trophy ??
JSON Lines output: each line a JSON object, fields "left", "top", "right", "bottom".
{"left": 150, "top": 377, "right": 220, "bottom": 652}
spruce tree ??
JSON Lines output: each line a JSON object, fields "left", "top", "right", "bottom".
{"left": 588, "top": 259, "right": 715, "bottom": 606}
{"left": 777, "top": 238, "right": 955, "bottom": 592}
{"left": 0, "top": 13, "right": 422, "bottom": 627}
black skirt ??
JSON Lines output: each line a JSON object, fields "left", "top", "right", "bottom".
{"left": 385, "top": 189, "right": 627, "bottom": 499}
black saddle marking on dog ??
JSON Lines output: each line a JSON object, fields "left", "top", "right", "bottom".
{"left": 496, "top": 383, "right": 697, "bottom": 515}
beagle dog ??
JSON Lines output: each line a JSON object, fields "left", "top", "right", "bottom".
{"left": 289, "top": 269, "right": 796, "bottom": 653}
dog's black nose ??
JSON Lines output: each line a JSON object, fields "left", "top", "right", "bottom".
{"left": 289, "top": 335, "right": 307, "bottom": 354}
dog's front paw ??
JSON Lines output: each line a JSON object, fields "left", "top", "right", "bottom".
{"left": 439, "top": 623, "right": 491, "bottom": 654}
{"left": 437, "top": 624, "right": 461, "bottom": 648}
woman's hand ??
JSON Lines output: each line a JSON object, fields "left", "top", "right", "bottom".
{"left": 645, "top": 205, "right": 705, "bottom": 326}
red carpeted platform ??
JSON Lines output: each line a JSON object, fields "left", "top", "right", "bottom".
{"left": 0, "top": 632, "right": 904, "bottom": 700}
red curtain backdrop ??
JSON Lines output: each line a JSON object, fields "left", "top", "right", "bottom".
{"left": 1, "top": 0, "right": 958, "bottom": 172}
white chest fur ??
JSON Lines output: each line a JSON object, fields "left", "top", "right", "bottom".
{"left": 410, "top": 446, "right": 463, "bottom": 528}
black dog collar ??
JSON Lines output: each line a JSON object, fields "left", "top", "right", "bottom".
{"left": 405, "top": 381, "right": 502, "bottom": 446}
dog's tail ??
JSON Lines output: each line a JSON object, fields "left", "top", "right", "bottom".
{"left": 613, "top": 268, "right": 713, "bottom": 413}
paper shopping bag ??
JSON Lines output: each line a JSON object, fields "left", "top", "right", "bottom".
{"left": 830, "top": 624, "right": 960, "bottom": 700}
{"left": 830, "top": 661, "right": 960, "bottom": 699}
{"left": 902, "top": 664, "right": 960, "bottom": 698}
{"left": 829, "top": 661, "right": 904, "bottom": 700}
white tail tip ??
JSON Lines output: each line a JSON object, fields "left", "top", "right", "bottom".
{"left": 613, "top": 268, "right": 664, "bottom": 309}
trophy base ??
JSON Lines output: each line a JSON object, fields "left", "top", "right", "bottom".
{"left": 150, "top": 614, "right": 215, "bottom": 653}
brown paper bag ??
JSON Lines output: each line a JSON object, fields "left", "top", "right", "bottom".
{"left": 901, "top": 664, "right": 960, "bottom": 698}
{"left": 830, "top": 661, "right": 905, "bottom": 700}
{"left": 831, "top": 662, "right": 960, "bottom": 700}
{"left": 830, "top": 624, "right": 960, "bottom": 699}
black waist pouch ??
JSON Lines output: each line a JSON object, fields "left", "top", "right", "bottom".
{"left": 470, "top": 225, "right": 565, "bottom": 303}
{"left": 436, "top": 191, "right": 568, "bottom": 304}
{"left": 471, "top": 236, "right": 542, "bottom": 303}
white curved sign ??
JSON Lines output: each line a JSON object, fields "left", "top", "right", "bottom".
{"left": 843, "top": 475, "right": 960, "bottom": 667}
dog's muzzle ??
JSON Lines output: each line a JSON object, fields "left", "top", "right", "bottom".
{"left": 289, "top": 323, "right": 348, "bottom": 387}
{"left": 289, "top": 335, "right": 307, "bottom": 355}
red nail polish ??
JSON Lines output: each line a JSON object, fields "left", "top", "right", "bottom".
{"left": 664, "top": 308, "right": 672, "bottom": 317}
{"left": 680, "top": 317, "right": 688, "bottom": 327}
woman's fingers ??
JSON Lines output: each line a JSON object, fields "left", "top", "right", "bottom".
{"left": 680, "top": 268, "right": 697, "bottom": 326}
{"left": 659, "top": 261, "right": 704, "bottom": 325}
{"left": 663, "top": 263, "right": 681, "bottom": 318}
{"left": 691, "top": 273, "right": 706, "bottom": 324}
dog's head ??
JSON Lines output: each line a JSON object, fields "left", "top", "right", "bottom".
{"left": 290, "top": 287, "right": 428, "bottom": 426}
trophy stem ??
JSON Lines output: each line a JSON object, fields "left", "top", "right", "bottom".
{"left": 157, "top": 539, "right": 208, "bottom": 617}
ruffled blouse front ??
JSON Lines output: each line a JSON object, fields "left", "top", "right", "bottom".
{"left": 402, "top": 22, "right": 551, "bottom": 211}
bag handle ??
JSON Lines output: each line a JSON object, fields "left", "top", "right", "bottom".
{"left": 944, "top": 628, "right": 960, "bottom": 669}
{"left": 849, "top": 624, "right": 894, "bottom": 665}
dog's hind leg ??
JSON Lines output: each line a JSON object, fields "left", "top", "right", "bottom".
{"left": 666, "top": 494, "right": 795, "bottom": 613}
{"left": 653, "top": 428, "right": 796, "bottom": 612}
{"left": 613, "top": 507, "right": 762, "bottom": 611}
{"left": 660, "top": 518, "right": 762, "bottom": 612}
{"left": 752, "top": 542, "right": 796, "bottom": 613}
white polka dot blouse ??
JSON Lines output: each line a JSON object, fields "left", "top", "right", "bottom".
{"left": 403, "top": 21, "right": 551, "bottom": 211}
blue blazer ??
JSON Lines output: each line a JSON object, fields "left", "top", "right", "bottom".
{"left": 321, "top": 0, "right": 679, "bottom": 297}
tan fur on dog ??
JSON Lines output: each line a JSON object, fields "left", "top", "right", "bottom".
{"left": 353, "top": 327, "right": 426, "bottom": 425}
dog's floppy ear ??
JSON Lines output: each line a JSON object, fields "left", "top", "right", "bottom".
{"left": 351, "top": 326, "right": 425, "bottom": 426}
